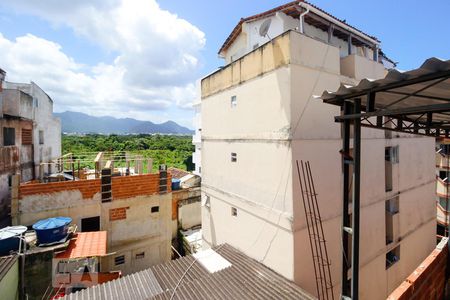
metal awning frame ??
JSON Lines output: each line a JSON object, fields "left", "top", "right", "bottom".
{"left": 330, "top": 69, "right": 450, "bottom": 137}
{"left": 321, "top": 63, "right": 450, "bottom": 300}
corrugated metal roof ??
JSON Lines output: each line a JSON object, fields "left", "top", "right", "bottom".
{"left": 64, "top": 244, "right": 315, "bottom": 300}
{"left": 318, "top": 57, "right": 450, "bottom": 123}
{"left": 56, "top": 231, "right": 107, "bottom": 259}
{"left": 0, "top": 255, "right": 18, "bottom": 282}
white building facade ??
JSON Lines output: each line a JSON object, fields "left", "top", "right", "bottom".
{"left": 192, "top": 100, "right": 202, "bottom": 176}
{"left": 200, "top": 2, "right": 435, "bottom": 300}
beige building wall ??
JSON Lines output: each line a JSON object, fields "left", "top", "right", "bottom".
{"left": 16, "top": 176, "right": 172, "bottom": 276}
{"left": 201, "top": 30, "right": 435, "bottom": 299}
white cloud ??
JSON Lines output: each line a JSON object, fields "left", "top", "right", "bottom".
{"left": 0, "top": 0, "right": 204, "bottom": 122}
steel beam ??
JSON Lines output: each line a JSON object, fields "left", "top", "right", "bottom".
{"left": 341, "top": 101, "right": 352, "bottom": 299}
{"left": 351, "top": 99, "right": 361, "bottom": 299}
{"left": 335, "top": 103, "right": 450, "bottom": 121}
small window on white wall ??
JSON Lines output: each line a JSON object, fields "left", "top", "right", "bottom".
{"left": 231, "top": 207, "right": 237, "bottom": 216}
{"left": 231, "top": 153, "right": 237, "bottom": 162}
{"left": 231, "top": 96, "right": 237, "bottom": 108}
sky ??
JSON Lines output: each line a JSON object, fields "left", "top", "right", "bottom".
{"left": 0, "top": 0, "right": 448, "bottom": 129}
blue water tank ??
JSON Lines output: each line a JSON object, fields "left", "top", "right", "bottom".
{"left": 171, "top": 178, "right": 181, "bottom": 190}
{"left": 0, "top": 226, "right": 27, "bottom": 256}
{"left": 32, "top": 217, "right": 72, "bottom": 245}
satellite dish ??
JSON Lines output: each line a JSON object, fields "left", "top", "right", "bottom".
{"left": 259, "top": 18, "right": 272, "bottom": 38}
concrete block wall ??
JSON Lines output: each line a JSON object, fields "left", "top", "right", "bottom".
{"left": 387, "top": 238, "right": 448, "bottom": 300}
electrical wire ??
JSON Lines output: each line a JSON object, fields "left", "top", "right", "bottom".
{"left": 169, "top": 244, "right": 225, "bottom": 300}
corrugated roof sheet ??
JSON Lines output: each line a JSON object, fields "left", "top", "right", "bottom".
{"left": 0, "top": 255, "right": 18, "bottom": 282}
{"left": 318, "top": 57, "right": 450, "bottom": 122}
{"left": 168, "top": 168, "right": 190, "bottom": 180}
{"left": 56, "top": 231, "right": 107, "bottom": 259}
{"left": 64, "top": 244, "right": 315, "bottom": 300}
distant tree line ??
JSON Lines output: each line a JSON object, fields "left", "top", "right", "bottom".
{"left": 62, "top": 134, "right": 194, "bottom": 171}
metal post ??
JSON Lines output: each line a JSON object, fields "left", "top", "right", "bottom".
{"left": 351, "top": 99, "right": 361, "bottom": 299}
{"left": 341, "top": 101, "right": 352, "bottom": 298}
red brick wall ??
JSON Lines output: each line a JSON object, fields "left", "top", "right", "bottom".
{"left": 388, "top": 239, "right": 448, "bottom": 300}
{"left": 111, "top": 173, "right": 171, "bottom": 200}
{"left": 19, "top": 173, "right": 171, "bottom": 200}
{"left": 20, "top": 179, "right": 101, "bottom": 199}
{"left": 109, "top": 207, "right": 128, "bottom": 221}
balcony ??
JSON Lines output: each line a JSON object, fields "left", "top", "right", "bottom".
{"left": 340, "top": 54, "right": 386, "bottom": 80}
{"left": 2, "top": 89, "right": 33, "bottom": 119}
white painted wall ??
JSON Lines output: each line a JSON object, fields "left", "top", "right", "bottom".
{"left": 201, "top": 30, "right": 435, "bottom": 299}
{"left": 192, "top": 100, "right": 202, "bottom": 176}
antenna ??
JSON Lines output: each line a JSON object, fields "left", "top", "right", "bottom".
{"left": 259, "top": 18, "right": 272, "bottom": 39}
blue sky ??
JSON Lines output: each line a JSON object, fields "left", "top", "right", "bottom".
{"left": 0, "top": 0, "right": 448, "bottom": 128}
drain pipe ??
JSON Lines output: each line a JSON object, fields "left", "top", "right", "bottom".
{"left": 298, "top": 6, "right": 310, "bottom": 34}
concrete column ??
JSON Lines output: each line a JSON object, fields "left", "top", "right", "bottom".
{"left": 159, "top": 165, "right": 168, "bottom": 194}
{"left": 101, "top": 162, "right": 112, "bottom": 203}
{"left": 11, "top": 174, "right": 20, "bottom": 225}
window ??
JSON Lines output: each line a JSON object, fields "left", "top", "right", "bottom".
{"left": 385, "top": 147, "right": 393, "bottom": 192}
{"left": 385, "top": 146, "right": 399, "bottom": 164}
{"left": 81, "top": 216, "right": 100, "bottom": 232}
{"left": 386, "top": 246, "right": 400, "bottom": 269}
{"left": 203, "top": 195, "right": 211, "bottom": 208}
{"left": 39, "top": 130, "right": 44, "bottom": 145}
{"left": 231, "top": 95, "right": 237, "bottom": 108}
{"left": 385, "top": 197, "right": 399, "bottom": 245}
{"left": 439, "top": 197, "right": 449, "bottom": 211}
{"left": 21, "top": 129, "right": 32, "bottom": 145}
{"left": 386, "top": 197, "right": 399, "bottom": 214}
{"left": 440, "top": 171, "right": 448, "bottom": 181}
{"left": 33, "top": 98, "right": 39, "bottom": 107}
{"left": 114, "top": 255, "right": 125, "bottom": 266}
{"left": 231, "top": 207, "right": 237, "bottom": 216}
{"left": 135, "top": 252, "right": 145, "bottom": 259}
{"left": 151, "top": 206, "right": 159, "bottom": 213}
{"left": 199, "top": 167, "right": 202, "bottom": 174}
{"left": 3, "top": 127, "right": 15, "bottom": 146}
{"left": 442, "top": 144, "right": 450, "bottom": 155}
{"left": 231, "top": 153, "right": 237, "bottom": 162}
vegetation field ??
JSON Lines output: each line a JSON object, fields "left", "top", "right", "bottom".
{"left": 62, "top": 134, "right": 194, "bottom": 171}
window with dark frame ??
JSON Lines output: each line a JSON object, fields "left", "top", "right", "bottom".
{"left": 231, "top": 207, "right": 237, "bottom": 216}
{"left": 231, "top": 95, "right": 237, "bottom": 108}
{"left": 39, "top": 130, "right": 44, "bottom": 145}
{"left": 231, "top": 153, "right": 237, "bottom": 162}
{"left": 151, "top": 206, "right": 159, "bottom": 213}
{"left": 114, "top": 255, "right": 125, "bottom": 266}
{"left": 386, "top": 246, "right": 400, "bottom": 269}
{"left": 3, "top": 127, "right": 15, "bottom": 146}
{"left": 135, "top": 252, "right": 145, "bottom": 259}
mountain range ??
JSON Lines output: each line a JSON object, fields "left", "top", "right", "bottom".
{"left": 55, "top": 111, "right": 193, "bottom": 135}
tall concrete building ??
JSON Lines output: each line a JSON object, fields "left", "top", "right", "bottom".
{"left": 200, "top": 2, "right": 435, "bottom": 299}
{"left": 0, "top": 72, "right": 61, "bottom": 226}
{"left": 3, "top": 81, "right": 61, "bottom": 176}
{"left": 192, "top": 99, "right": 202, "bottom": 176}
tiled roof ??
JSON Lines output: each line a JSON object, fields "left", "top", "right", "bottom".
{"left": 218, "top": 0, "right": 379, "bottom": 55}
{"left": 0, "top": 255, "right": 18, "bottom": 282}
{"left": 168, "top": 167, "right": 190, "bottom": 180}
{"left": 64, "top": 244, "right": 315, "bottom": 300}
{"left": 56, "top": 231, "right": 107, "bottom": 259}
